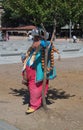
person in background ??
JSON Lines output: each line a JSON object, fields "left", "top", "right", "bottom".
{"left": 73, "top": 35, "right": 77, "bottom": 43}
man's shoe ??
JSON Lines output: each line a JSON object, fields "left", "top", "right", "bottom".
{"left": 26, "top": 107, "right": 35, "bottom": 114}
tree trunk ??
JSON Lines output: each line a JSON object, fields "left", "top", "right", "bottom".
{"left": 53, "top": 18, "right": 57, "bottom": 40}
{"left": 42, "top": 47, "right": 48, "bottom": 110}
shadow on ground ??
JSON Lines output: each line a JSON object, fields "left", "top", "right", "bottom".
{"left": 9, "top": 87, "right": 75, "bottom": 105}
{"left": 46, "top": 88, "right": 75, "bottom": 104}
{"left": 9, "top": 88, "right": 30, "bottom": 105}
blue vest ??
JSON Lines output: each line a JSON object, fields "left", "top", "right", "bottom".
{"left": 26, "top": 40, "right": 57, "bottom": 82}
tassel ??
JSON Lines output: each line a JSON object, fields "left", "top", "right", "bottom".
{"left": 41, "top": 44, "right": 55, "bottom": 72}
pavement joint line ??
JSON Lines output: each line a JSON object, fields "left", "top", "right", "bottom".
{"left": 0, "top": 53, "right": 22, "bottom": 57}
{"left": 63, "top": 49, "right": 80, "bottom": 52}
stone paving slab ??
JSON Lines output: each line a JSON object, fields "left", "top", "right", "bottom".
{"left": 0, "top": 120, "right": 19, "bottom": 130}
{"left": 0, "top": 38, "right": 83, "bottom": 64}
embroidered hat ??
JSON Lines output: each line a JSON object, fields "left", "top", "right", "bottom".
{"left": 31, "top": 29, "right": 39, "bottom": 36}
{"left": 31, "top": 29, "right": 49, "bottom": 39}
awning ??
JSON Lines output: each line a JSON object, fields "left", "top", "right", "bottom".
{"left": 0, "top": 25, "right": 36, "bottom": 31}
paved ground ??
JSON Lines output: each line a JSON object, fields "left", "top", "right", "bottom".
{"left": 0, "top": 36, "right": 83, "bottom": 64}
{"left": 0, "top": 37, "right": 83, "bottom": 130}
{"left": 0, "top": 57, "right": 83, "bottom": 130}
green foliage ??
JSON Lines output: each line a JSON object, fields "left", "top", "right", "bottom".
{"left": 2, "top": 0, "right": 83, "bottom": 29}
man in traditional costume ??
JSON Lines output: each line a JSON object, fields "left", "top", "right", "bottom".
{"left": 21, "top": 29, "right": 60, "bottom": 114}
